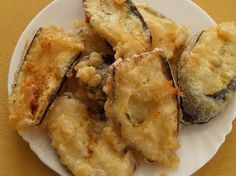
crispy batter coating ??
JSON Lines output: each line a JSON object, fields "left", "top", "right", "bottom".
{"left": 105, "top": 50, "right": 180, "bottom": 167}
{"left": 44, "top": 95, "right": 135, "bottom": 176}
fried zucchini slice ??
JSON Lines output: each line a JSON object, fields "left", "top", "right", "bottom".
{"left": 8, "top": 26, "right": 84, "bottom": 131}
{"left": 83, "top": 0, "right": 152, "bottom": 59}
{"left": 178, "top": 22, "right": 236, "bottom": 124}
{"left": 105, "top": 50, "right": 180, "bottom": 167}
{"left": 45, "top": 95, "right": 135, "bottom": 176}
{"left": 136, "top": 3, "right": 189, "bottom": 59}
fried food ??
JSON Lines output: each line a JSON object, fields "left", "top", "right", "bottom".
{"left": 136, "top": 3, "right": 189, "bottom": 59}
{"left": 44, "top": 94, "right": 136, "bottom": 176}
{"left": 178, "top": 22, "right": 236, "bottom": 124}
{"left": 76, "top": 24, "right": 114, "bottom": 57}
{"left": 9, "top": 1, "right": 236, "bottom": 175}
{"left": 75, "top": 52, "right": 113, "bottom": 100}
{"left": 61, "top": 23, "right": 115, "bottom": 113}
{"left": 83, "top": 0, "right": 152, "bottom": 59}
{"left": 74, "top": 52, "right": 114, "bottom": 113}
{"left": 105, "top": 50, "right": 180, "bottom": 167}
{"left": 61, "top": 24, "right": 116, "bottom": 113}
{"left": 8, "top": 26, "right": 84, "bottom": 131}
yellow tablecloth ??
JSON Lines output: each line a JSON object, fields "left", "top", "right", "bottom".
{"left": 0, "top": 0, "right": 235, "bottom": 175}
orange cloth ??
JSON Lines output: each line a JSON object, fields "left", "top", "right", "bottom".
{"left": 0, "top": 0, "right": 235, "bottom": 175}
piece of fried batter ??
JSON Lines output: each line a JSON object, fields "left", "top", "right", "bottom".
{"left": 74, "top": 52, "right": 113, "bottom": 107}
{"left": 105, "top": 50, "right": 180, "bottom": 167}
{"left": 44, "top": 95, "right": 135, "bottom": 176}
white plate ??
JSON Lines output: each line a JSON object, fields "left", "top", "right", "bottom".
{"left": 8, "top": 0, "right": 236, "bottom": 176}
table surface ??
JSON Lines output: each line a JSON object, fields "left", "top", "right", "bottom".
{"left": 0, "top": 0, "right": 235, "bottom": 175}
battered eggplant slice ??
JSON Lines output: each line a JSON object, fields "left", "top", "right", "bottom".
{"left": 44, "top": 95, "right": 135, "bottom": 176}
{"left": 136, "top": 3, "right": 189, "bottom": 59}
{"left": 83, "top": 0, "right": 152, "bottom": 59}
{"left": 8, "top": 26, "right": 84, "bottom": 131}
{"left": 105, "top": 50, "right": 180, "bottom": 167}
{"left": 178, "top": 22, "right": 236, "bottom": 124}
